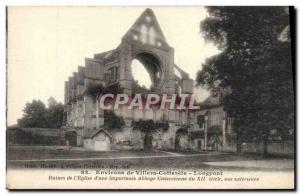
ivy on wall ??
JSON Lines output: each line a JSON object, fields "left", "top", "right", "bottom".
{"left": 103, "top": 112, "right": 125, "bottom": 129}
{"left": 132, "top": 119, "right": 169, "bottom": 132}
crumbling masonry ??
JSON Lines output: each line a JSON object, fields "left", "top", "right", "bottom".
{"left": 63, "top": 8, "right": 233, "bottom": 151}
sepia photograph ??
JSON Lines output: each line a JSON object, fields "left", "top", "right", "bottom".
{"left": 6, "top": 6, "right": 295, "bottom": 190}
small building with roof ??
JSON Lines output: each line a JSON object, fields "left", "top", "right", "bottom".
{"left": 83, "top": 128, "right": 113, "bottom": 151}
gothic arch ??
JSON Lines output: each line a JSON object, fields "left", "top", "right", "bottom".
{"left": 132, "top": 52, "right": 164, "bottom": 89}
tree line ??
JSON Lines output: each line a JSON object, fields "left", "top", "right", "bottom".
{"left": 17, "top": 97, "right": 64, "bottom": 128}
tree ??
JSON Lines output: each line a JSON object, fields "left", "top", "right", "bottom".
{"left": 46, "top": 97, "right": 64, "bottom": 128}
{"left": 18, "top": 100, "right": 47, "bottom": 128}
{"left": 197, "top": 7, "right": 294, "bottom": 155}
{"left": 18, "top": 97, "right": 64, "bottom": 128}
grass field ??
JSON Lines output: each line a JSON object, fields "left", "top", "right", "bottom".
{"left": 7, "top": 145, "right": 294, "bottom": 171}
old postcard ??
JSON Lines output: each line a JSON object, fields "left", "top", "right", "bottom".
{"left": 6, "top": 6, "right": 295, "bottom": 189}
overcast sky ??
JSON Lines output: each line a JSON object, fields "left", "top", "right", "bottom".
{"left": 7, "top": 6, "right": 220, "bottom": 125}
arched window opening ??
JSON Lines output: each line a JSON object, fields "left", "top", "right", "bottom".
{"left": 131, "top": 53, "right": 162, "bottom": 91}
{"left": 131, "top": 59, "right": 152, "bottom": 89}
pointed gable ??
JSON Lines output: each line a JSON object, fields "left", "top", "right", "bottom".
{"left": 122, "top": 8, "right": 169, "bottom": 48}
{"left": 84, "top": 128, "right": 112, "bottom": 139}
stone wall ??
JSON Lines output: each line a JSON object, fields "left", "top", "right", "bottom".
{"left": 220, "top": 141, "right": 294, "bottom": 155}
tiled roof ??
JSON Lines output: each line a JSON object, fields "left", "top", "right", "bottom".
{"left": 84, "top": 128, "right": 112, "bottom": 139}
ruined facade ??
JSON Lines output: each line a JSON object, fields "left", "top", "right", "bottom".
{"left": 63, "top": 8, "right": 234, "bottom": 151}
{"left": 189, "top": 87, "right": 235, "bottom": 152}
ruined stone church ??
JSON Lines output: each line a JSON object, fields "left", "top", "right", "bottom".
{"left": 63, "top": 8, "right": 234, "bottom": 151}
